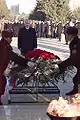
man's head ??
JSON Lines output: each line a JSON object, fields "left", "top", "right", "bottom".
{"left": 24, "top": 19, "right": 31, "bottom": 28}
{"left": 66, "top": 27, "right": 78, "bottom": 41}
{"left": 2, "top": 30, "right": 13, "bottom": 44}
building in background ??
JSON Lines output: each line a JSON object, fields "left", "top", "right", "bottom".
{"left": 69, "top": 0, "right": 80, "bottom": 10}
{"left": 11, "top": 4, "right": 19, "bottom": 14}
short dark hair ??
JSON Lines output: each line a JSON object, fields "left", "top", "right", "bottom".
{"left": 2, "top": 30, "right": 13, "bottom": 39}
{"left": 66, "top": 26, "right": 78, "bottom": 35}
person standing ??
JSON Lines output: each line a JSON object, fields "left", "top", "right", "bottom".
{"left": 75, "top": 21, "right": 80, "bottom": 38}
{"left": 18, "top": 19, "right": 37, "bottom": 54}
{"left": 0, "top": 30, "right": 27, "bottom": 105}
{"left": 57, "top": 22, "right": 63, "bottom": 41}
{"left": 64, "top": 22, "right": 70, "bottom": 45}
{"left": 58, "top": 27, "right": 80, "bottom": 95}
{"left": 43, "top": 21, "right": 49, "bottom": 38}
{"left": 12, "top": 22, "right": 21, "bottom": 37}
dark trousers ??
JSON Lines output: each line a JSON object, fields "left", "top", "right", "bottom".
{"left": 73, "top": 70, "right": 80, "bottom": 90}
{"left": 65, "top": 34, "right": 68, "bottom": 44}
{"left": 0, "top": 75, "right": 6, "bottom": 95}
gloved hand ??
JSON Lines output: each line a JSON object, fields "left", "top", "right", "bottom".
{"left": 4, "top": 67, "right": 11, "bottom": 77}
{"left": 66, "top": 66, "right": 74, "bottom": 71}
{"left": 54, "top": 67, "right": 60, "bottom": 74}
{"left": 53, "top": 64, "right": 60, "bottom": 74}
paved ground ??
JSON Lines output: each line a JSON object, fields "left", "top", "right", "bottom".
{"left": 3, "top": 37, "right": 76, "bottom": 104}
{"left": 0, "top": 105, "right": 49, "bottom": 120}
{"left": 0, "top": 37, "right": 76, "bottom": 120}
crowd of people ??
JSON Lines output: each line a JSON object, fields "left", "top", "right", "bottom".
{"left": 0, "top": 18, "right": 80, "bottom": 105}
{"left": 0, "top": 19, "right": 80, "bottom": 44}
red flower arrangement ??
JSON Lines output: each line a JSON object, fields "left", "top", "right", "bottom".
{"left": 24, "top": 49, "right": 56, "bottom": 60}
{"left": 8, "top": 49, "right": 61, "bottom": 87}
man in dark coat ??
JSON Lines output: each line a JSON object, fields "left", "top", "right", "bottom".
{"left": 12, "top": 22, "right": 21, "bottom": 37}
{"left": 18, "top": 19, "right": 37, "bottom": 54}
{"left": 43, "top": 21, "right": 49, "bottom": 38}
{"left": 58, "top": 27, "right": 80, "bottom": 95}
{"left": 0, "top": 30, "right": 27, "bottom": 105}
{"left": 64, "top": 22, "right": 70, "bottom": 45}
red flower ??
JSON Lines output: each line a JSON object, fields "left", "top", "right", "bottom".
{"left": 40, "top": 54, "right": 46, "bottom": 59}
{"left": 49, "top": 53, "right": 56, "bottom": 59}
{"left": 24, "top": 49, "right": 57, "bottom": 60}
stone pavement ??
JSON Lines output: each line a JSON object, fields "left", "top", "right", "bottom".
{"left": 2, "top": 37, "right": 76, "bottom": 104}
{"left": 0, "top": 105, "right": 49, "bottom": 120}
{"left": 10, "top": 37, "right": 76, "bottom": 95}
{"left": 0, "top": 37, "right": 76, "bottom": 120}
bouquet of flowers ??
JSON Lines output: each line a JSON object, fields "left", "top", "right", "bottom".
{"left": 24, "top": 49, "right": 76, "bottom": 83}
{"left": 8, "top": 49, "right": 76, "bottom": 86}
{"left": 23, "top": 49, "right": 61, "bottom": 83}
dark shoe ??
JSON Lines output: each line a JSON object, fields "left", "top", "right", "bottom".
{"left": 0, "top": 102, "right": 3, "bottom": 105}
{"left": 66, "top": 89, "right": 78, "bottom": 96}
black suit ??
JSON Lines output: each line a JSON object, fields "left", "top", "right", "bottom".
{"left": 18, "top": 27, "right": 37, "bottom": 53}
{"left": 59, "top": 36, "right": 80, "bottom": 90}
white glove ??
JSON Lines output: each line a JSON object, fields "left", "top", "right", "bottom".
{"left": 27, "top": 61, "right": 35, "bottom": 67}
{"left": 4, "top": 67, "right": 11, "bottom": 76}
{"left": 54, "top": 66, "right": 60, "bottom": 74}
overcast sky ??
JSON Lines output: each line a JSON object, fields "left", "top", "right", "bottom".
{"left": 6, "top": 0, "right": 36, "bottom": 14}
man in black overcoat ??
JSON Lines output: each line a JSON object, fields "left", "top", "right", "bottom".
{"left": 18, "top": 19, "right": 37, "bottom": 54}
